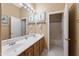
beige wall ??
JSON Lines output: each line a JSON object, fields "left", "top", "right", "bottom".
{"left": 28, "top": 3, "right": 65, "bottom": 47}
{"left": 28, "top": 24, "right": 36, "bottom": 33}
{"left": 35, "top": 3, "right": 65, "bottom": 12}
{"left": 2, "top": 3, "right": 21, "bottom": 18}
{"left": 20, "top": 7, "right": 28, "bottom": 18}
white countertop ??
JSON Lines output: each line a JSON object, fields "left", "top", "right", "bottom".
{"left": 2, "top": 34, "right": 44, "bottom": 56}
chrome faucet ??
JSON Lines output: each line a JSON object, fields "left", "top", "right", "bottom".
{"left": 8, "top": 40, "right": 16, "bottom": 46}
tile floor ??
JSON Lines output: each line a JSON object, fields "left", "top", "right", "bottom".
{"left": 41, "top": 45, "right": 64, "bottom": 56}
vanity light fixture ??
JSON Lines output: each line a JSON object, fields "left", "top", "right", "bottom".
{"left": 22, "top": 3, "right": 35, "bottom": 13}
{"left": 13, "top": 3, "right": 35, "bottom": 13}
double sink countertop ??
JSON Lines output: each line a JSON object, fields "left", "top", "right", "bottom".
{"left": 2, "top": 34, "right": 44, "bottom": 56}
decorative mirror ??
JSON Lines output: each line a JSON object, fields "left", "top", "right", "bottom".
{"left": 2, "top": 15, "right": 9, "bottom": 25}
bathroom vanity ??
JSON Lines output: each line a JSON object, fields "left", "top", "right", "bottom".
{"left": 2, "top": 34, "right": 45, "bottom": 56}
{"left": 19, "top": 37, "right": 44, "bottom": 56}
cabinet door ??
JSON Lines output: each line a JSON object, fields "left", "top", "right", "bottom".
{"left": 25, "top": 46, "right": 34, "bottom": 56}
{"left": 40, "top": 38, "right": 45, "bottom": 55}
{"left": 34, "top": 41, "right": 40, "bottom": 56}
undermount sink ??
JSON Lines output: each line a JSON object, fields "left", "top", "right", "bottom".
{"left": 2, "top": 39, "right": 28, "bottom": 54}
{"left": 5, "top": 43, "right": 23, "bottom": 52}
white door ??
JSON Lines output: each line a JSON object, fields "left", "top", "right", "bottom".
{"left": 63, "top": 4, "right": 69, "bottom": 56}
{"left": 11, "top": 16, "right": 21, "bottom": 38}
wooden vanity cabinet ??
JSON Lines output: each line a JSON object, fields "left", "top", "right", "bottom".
{"left": 18, "top": 37, "right": 45, "bottom": 56}
{"left": 39, "top": 37, "right": 45, "bottom": 55}
{"left": 34, "top": 41, "right": 40, "bottom": 56}
{"left": 25, "top": 46, "right": 34, "bottom": 56}
{"left": 19, "top": 52, "right": 25, "bottom": 56}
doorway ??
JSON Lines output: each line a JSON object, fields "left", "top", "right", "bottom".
{"left": 49, "top": 13, "right": 64, "bottom": 56}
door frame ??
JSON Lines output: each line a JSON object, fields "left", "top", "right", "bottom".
{"left": 47, "top": 10, "right": 64, "bottom": 51}
{"left": 21, "top": 17, "right": 29, "bottom": 35}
